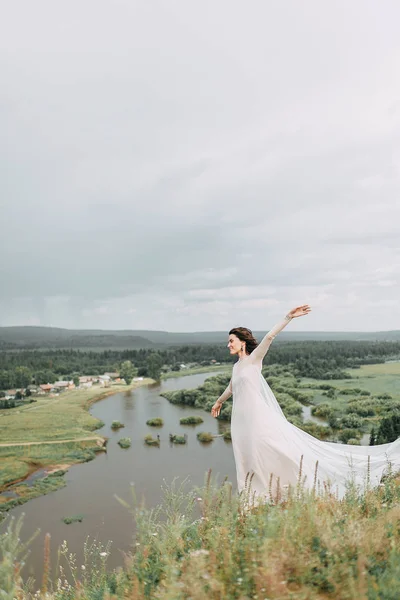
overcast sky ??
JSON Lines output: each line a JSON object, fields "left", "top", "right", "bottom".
{"left": 1, "top": 1, "right": 399, "bottom": 333}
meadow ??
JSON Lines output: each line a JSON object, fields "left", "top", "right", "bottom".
{"left": 0, "top": 380, "right": 152, "bottom": 493}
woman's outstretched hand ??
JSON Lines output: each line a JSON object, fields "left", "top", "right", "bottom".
{"left": 287, "top": 304, "right": 311, "bottom": 318}
{"left": 211, "top": 400, "right": 222, "bottom": 418}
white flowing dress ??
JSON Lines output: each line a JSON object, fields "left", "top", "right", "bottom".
{"left": 226, "top": 317, "right": 400, "bottom": 500}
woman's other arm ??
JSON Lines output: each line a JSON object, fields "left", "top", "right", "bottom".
{"left": 211, "top": 379, "right": 232, "bottom": 417}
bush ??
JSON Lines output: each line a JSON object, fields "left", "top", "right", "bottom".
{"left": 311, "top": 404, "right": 332, "bottom": 418}
{"left": 170, "top": 434, "right": 187, "bottom": 444}
{"left": 340, "top": 388, "right": 371, "bottom": 396}
{"left": 223, "top": 430, "right": 232, "bottom": 441}
{"left": 196, "top": 432, "right": 214, "bottom": 443}
{"left": 340, "top": 413, "right": 363, "bottom": 429}
{"left": 338, "top": 428, "right": 362, "bottom": 443}
{"left": 146, "top": 418, "right": 164, "bottom": 427}
{"left": 62, "top": 514, "right": 83, "bottom": 524}
{"left": 180, "top": 416, "right": 204, "bottom": 425}
{"left": 118, "top": 437, "right": 132, "bottom": 448}
{"left": 300, "top": 421, "right": 333, "bottom": 440}
{"left": 345, "top": 402, "right": 375, "bottom": 417}
{"left": 111, "top": 420, "right": 125, "bottom": 430}
{"left": 144, "top": 434, "right": 160, "bottom": 446}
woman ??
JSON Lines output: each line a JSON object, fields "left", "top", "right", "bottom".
{"left": 211, "top": 305, "right": 400, "bottom": 500}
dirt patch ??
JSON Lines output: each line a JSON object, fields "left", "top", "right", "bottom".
{"left": 45, "top": 463, "right": 72, "bottom": 475}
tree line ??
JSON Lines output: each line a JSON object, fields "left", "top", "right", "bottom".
{"left": 0, "top": 339, "right": 399, "bottom": 391}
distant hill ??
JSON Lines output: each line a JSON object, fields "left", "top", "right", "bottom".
{"left": 1, "top": 325, "right": 400, "bottom": 350}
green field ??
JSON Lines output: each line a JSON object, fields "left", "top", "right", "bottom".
{"left": 301, "top": 362, "right": 400, "bottom": 412}
{"left": 0, "top": 380, "right": 152, "bottom": 495}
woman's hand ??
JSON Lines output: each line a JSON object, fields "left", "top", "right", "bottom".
{"left": 287, "top": 304, "right": 311, "bottom": 319}
{"left": 211, "top": 400, "right": 222, "bottom": 418}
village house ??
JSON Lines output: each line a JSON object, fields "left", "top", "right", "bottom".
{"left": 53, "top": 381, "right": 75, "bottom": 391}
{"left": 39, "top": 384, "right": 53, "bottom": 394}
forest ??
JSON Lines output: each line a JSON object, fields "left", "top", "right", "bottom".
{"left": 1, "top": 339, "right": 400, "bottom": 390}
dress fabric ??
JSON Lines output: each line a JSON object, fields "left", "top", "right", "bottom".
{"left": 230, "top": 321, "right": 400, "bottom": 501}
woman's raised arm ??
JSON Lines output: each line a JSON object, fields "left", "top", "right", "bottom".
{"left": 249, "top": 304, "right": 311, "bottom": 363}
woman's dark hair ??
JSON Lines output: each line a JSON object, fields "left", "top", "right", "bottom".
{"left": 229, "top": 327, "right": 258, "bottom": 354}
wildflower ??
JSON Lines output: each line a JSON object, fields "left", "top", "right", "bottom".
{"left": 99, "top": 552, "right": 108, "bottom": 557}
{"left": 81, "top": 565, "right": 86, "bottom": 570}
{"left": 190, "top": 549, "right": 209, "bottom": 557}
{"left": 152, "top": 532, "right": 158, "bottom": 536}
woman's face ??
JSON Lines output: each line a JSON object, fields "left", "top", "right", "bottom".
{"left": 227, "top": 333, "right": 243, "bottom": 355}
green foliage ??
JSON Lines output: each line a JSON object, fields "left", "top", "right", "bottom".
{"left": 144, "top": 434, "right": 160, "bottom": 446}
{"left": 119, "top": 360, "right": 136, "bottom": 385}
{"left": 62, "top": 514, "right": 83, "bottom": 524}
{"left": 311, "top": 403, "right": 333, "bottom": 418}
{"left": 338, "top": 428, "right": 362, "bottom": 443}
{"left": 179, "top": 416, "right": 204, "bottom": 425}
{"left": 146, "top": 353, "right": 163, "bottom": 381}
{"left": 111, "top": 420, "right": 125, "bottom": 430}
{"left": 196, "top": 432, "right": 214, "bottom": 443}
{"left": 117, "top": 437, "right": 132, "bottom": 449}
{"left": 170, "top": 435, "right": 187, "bottom": 444}
{"left": 301, "top": 421, "right": 333, "bottom": 440}
{"left": 340, "top": 387, "right": 371, "bottom": 396}
{"left": 375, "top": 413, "right": 400, "bottom": 444}
{"left": 346, "top": 399, "right": 376, "bottom": 416}
{"left": 146, "top": 418, "right": 164, "bottom": 427}
{"left": 339, "top": 413, "right": 364, "bottom": 429}
{"left": 223, "top": 429, "right": 232, "bottom": 441}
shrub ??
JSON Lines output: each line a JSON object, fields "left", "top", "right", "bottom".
{"left": 340, "top": 413, "right": 363, "bottom": 429}
{"left": 146, "top": 418, "right": 164, "bottom": 427}
{"left": 62, "top": 514, "right": 83, "bottom": 524}
{"left": 347, "top": 438, "right": 360, "bottom": 445}
{"left": 223, "top": 430, "right": 232, "bottom": 441}
{"left": 170, "top": 434, "right": 187, "bottom": 444}
{"left": 118, "top": 437, "right": 132, "bottom": 448}
{"left": 111, "top": 420, "right": 125, "bottom": 430}
{"left": 180, "top": 416, "right": 204, "bottom": 425}
{"left": 144, "top": 434, "right": 160, "bottom": 446}
{"left": 311, "top": 404, "right": 332, "bottom": 418}
{"left": 301, "top": 421, "right": 333, "bottom": 440}
{"left": 197, "top": 432, "right": 214, "bottom": 443}
{"left": 338, "top": 428, "right": 361, "bottom": 443}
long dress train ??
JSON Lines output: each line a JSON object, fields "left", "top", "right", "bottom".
{"left": 229, "top": 318, "right": 400, "bottom": 500}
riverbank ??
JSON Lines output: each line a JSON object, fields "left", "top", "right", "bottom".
{"left": 0, "top": 367, "right": 229, "bottom": 513}
{"left": 0, "top": 379, "right": 153, "bottom": 510}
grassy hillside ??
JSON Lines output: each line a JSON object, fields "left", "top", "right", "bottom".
{"left": 3, "top": 473, "right": 400, "bottom": 599}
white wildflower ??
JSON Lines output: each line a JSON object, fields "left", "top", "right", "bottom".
{"left": 190, "top": 549, "right": 209, "bottom": 557}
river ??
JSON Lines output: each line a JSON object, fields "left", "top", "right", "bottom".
{"left": 6, "top": 371, "right": 371, "bottom": 585}
{"left": 7, "top": 371, "right": 236, "bottom": 585}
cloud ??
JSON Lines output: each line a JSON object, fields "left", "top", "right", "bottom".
{"left": 0, "top": 1, "right": 400, "bottom": 331}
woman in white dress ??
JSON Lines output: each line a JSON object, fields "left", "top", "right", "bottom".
{"left": 211, "top": 305, "right": 400, "bottom": 500}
